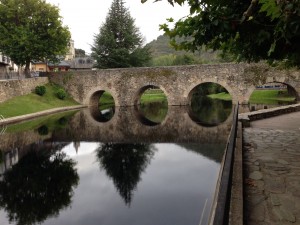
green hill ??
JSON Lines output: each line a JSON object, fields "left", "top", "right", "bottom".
{"left": 146, "top": 35, "right": 224, "bottom": 66}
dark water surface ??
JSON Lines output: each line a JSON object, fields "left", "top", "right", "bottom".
{"left": 0, "top": 102, "right": 232, "bottom": 225}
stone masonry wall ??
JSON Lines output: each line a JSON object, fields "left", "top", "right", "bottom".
{"left": 0, "top": 77, "right": 49, "bottom": 103}
{"left": 48, "top": 63, "right": 300, "bottom": 106}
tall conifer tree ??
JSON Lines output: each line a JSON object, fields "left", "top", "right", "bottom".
{"left": 91, "top": 0, "right": 151, "bottom": 68}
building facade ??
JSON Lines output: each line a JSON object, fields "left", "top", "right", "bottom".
{"left": 68, "top": 57, "right": 94, "bottom": 71}
{"left": 65, "top": 39, "right": 75, "bottom": 61}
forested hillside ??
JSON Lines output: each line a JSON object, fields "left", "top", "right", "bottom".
{"left": 146, "top": 35, "right": 226, "bottom": 66}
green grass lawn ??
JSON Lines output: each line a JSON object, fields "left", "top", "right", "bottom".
{"left": 0, "top": 83, "right": 79, "bottom": 118}
{"left": 99, "top": 91, "right": 115, "bottom": 105}
{"left": 207, "top": 92, "right": 232, "bottom": 101}
{"left": 249, "top": 89, "right": 295, "bottom": 104}
{"left": 99, "top": 89, "right": 167, "bottom": 105}
{"left": 140, "top": 89, "right": 167, "bottom": 103}
{"left": 208, "top": 90, "right": 296, "bottom": 104}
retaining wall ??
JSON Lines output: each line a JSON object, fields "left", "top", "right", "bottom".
{"left": 0, "top": 77, "right": 49, "bottom": 103}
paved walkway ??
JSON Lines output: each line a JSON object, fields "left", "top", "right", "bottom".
{"left": 243, "top": 111, "right": 300, "bottom": 225}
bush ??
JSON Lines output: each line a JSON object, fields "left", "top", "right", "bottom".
{"left": 56, "top": 88, "right": 66, "bottom": 100}
{"left": 37, "top": 125, "right": 49, "bottom": 135}
{"left": 58, "top": 117, "right": 68, "bottom": 126}
{"left": 35, "top": 85, "right": 46, "bottom": 96}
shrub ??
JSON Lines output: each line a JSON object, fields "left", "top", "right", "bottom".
{"left": 56, "top": 88, "right": 66, "bottom": 100}
{"left": 38, "top": 125, "right": 49, "bottom": 135}
{"left": 35, "top": 85, "right": 46, "bottom": 96}
{"left": 58, "top": 117, "right": 68, "bottom": 126}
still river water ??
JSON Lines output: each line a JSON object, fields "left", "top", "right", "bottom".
{"left": 0, "top": 98, "right": 233, "bottom": 225}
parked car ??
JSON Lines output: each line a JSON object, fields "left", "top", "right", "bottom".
{"left": 31, "top": 71, "right": 39, "bottom": 77}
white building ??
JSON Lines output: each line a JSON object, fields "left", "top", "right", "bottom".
{"left": 65, "top": 39, "right": 75, "bottom": 61}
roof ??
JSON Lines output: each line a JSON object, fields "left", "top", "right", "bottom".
{"left": 66, "top": 57, "right": 94, "bottom": 69}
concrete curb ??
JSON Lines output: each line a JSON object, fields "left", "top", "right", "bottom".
{"left": 0, "top": 105, "right": 87, "bottom": 125}
{"left": 229, "top": 121, "right": 243, "bottom": 225}
{"left": 238, "top": 103, "right": 300, "bottom": 127}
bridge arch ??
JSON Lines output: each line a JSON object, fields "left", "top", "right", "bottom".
{"left": 134, "top": 85, "right": 168, "bottom": 105}
{"left": 243, "top": 81, "right": 299, "bottom": 104}
{"left": 186, "top": 80, "right": 236, "bottom": 105}
{"left": 85, "top": 86, "right": 119, "bottom": 106}
{"left": 246, "top": 81, "right": 299, "bottom": 102}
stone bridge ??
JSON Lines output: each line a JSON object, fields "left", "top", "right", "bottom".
{"left": 48, "top": 63, "right": 300, "bottom": 106}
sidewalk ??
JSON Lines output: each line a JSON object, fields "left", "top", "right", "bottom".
{"left": 243, "top": 111, "right": 300, "bottom": 225}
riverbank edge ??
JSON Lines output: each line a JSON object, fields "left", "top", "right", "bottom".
{"left": 239, "top": 103, "right": 300, "bottom": 125}
{"left": 0, "top": 105, "right": 87, "bottom": 125}
{"left": 228, "top": 103, "right": 300, "bottom": 224}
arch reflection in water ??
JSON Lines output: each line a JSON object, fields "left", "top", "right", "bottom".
{"left": 135, "top": 86, "right": 168, "bottom": 126}
{"left": 96, "top": 143, "right": 156, "bottom": 205}
{"left": 188, "top": 97, "right": 233, "bottom": 126}
{"left": 135, "top": 101, "right": 168, "bottom": 126}
{"left": 0, "top": 147, "right": 79, "bottom": 225}
{"left": 188, "top": 82, "right": 232, "bottom": 126}
{"left": 90, "top": 90, "right": 115, "bottom": 122}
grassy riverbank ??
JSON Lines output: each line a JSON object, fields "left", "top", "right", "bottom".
{"left": 208, "top": 90, "right": 296, "bottom": 103}
{"left": 207, "top": 92, "right": 232, "bottom": 101}
{"left": 99, "top": 89, "right": 167, "bottom": 106}
{"left": 140, "top": 89, "right": 167, "bottom": 103}
{"left": 0, "top": 83, "right": 79, "bottom": 118}
{"left": 249, "top": 90, "right": 295, "bottom": 104}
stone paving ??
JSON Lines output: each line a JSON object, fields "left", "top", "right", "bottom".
{"left": 243, "top": 112, "right": 300, "bottom": 225}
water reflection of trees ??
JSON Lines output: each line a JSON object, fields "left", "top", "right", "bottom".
{"left": 189, "top": 96, "right": 232, "bottom": 126}
{"left": 135, "top": 101, "right": 168, "bottom": 126}
{"left": 0, "top": 149, "right": 79, "bottom": 225}
{"left": 178, "top": 143, "right": 225, "bottom": 163}
{"left": 96, "top": 143, "right": 156, "bottom": 205}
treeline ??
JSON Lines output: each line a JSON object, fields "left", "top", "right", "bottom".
{"left": 146, "top": 35, "right": 229, "bottom": 66}
{"left": 193, "top": 83, "right": 228, "bottom": 96}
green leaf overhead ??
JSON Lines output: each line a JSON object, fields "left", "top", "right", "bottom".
{"left": 142, "top": 0, "right": 300, "bottom": 67}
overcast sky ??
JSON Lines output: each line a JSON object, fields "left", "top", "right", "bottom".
{"left": 46, "top": 0, "right": 189, "bottom": 54}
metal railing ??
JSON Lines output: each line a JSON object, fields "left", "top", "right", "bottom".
{"left": 209, "top": 104, "right": 239, "bottom": 225}
{"left": 0, "top": 71, "right": 25, "bottom": 80}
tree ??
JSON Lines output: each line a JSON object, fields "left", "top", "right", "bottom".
{"left": 91, "top": 0, "right": 151, "bottom": 68}
{"left": 0, "top": 0, "right": 71, "bottom": 77}
{"left": 0, "top": 150, "right": 79, "bottom": 225}
{"left": 75, "top": 48, "right": 86, "bottom": 57}
{"left": 141, "top": 0, "right": 300, "bottom": 67}
{"left": 96, "top": 143, "right": 155, "bottom": 205}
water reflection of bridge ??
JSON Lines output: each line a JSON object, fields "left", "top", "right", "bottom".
{"left": 51, "top": 106, "right": 233, "bottom": 144}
